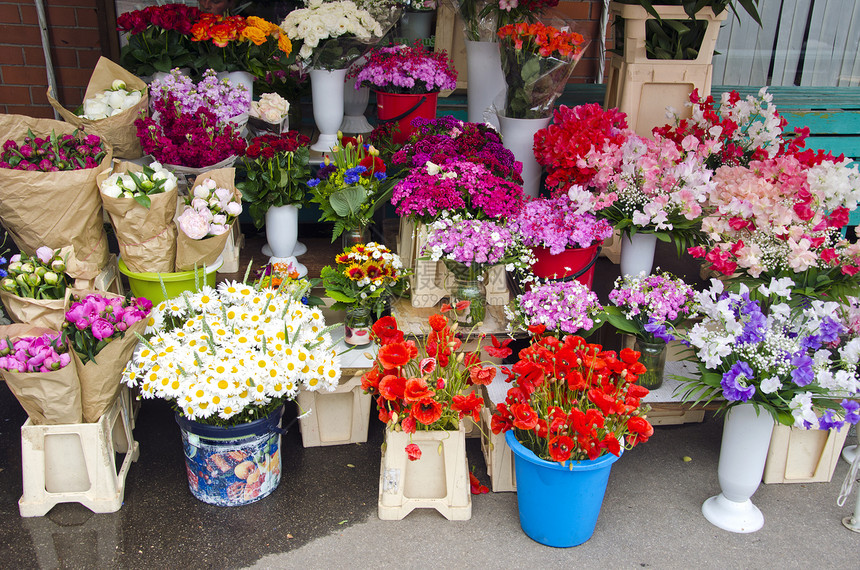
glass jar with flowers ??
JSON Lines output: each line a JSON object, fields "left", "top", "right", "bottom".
{"left": 672, "top": 278, "right": 860, "bottom": 533}
{"left": 509, "top": 193, "right": 614, "bottom": 287}
{"left": 123, "top": 278, "right": 341, "bottom": 506}
{"left": 321, "top": 242, "right": 410, "bottom": 346}
{"left": 351, "top": 42, "right": 457, "bottom": 144}
{"left": 604, "top": 270, "right": 698, "bottom": 389}
{"left": 280, "top": 0, "right": 388, "bottom": 152}
{"left": 237, "top": 130, "right": 312, "bottom": 271}
{"left": 362, "top": 309, "right": 513, "bottom": 520}
{"left": 504, "top": 278, "right": 604, "bottom": 339}
{"left": 491, "top": 326, "right": 653, "bottom": 546}
{"left": 421, "top": 215, "right": 535, "bottom": 327}
{"left": 307, "top": 133, "right": 389, "bottom": 244}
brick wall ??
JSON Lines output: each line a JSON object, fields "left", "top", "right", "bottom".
{"left": 556, "top": 1, "right": 612, "bottom": 83}
{"left": 0, "top": 0, "right": 104, "bottom": 118}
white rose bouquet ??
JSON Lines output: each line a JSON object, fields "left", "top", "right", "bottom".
{"left": 250, "top": 93, "right": 290, "bottom": 124}
{"left": 280, "top": 0, "right": 385, "bottom": 69}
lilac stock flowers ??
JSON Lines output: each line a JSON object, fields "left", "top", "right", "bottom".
{"left": 62, "top": 294, "right": 152, "bottom": 364}
{"left": 149, "top": 69, "right": 249, "bottom": 126}
{"left": 0, "top": 333, "right": 71, "bottom": 373}
{"left": 606, "top": 271, "right": 697, "bottom": 343}
{"left": 676, "top": 278, "right": 860, "bottom": 431}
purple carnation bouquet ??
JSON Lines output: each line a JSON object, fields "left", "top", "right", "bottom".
{"left": 504, "top": 279, "right": 604, "bottom": 337}
{"left": 351, "top": 43, "right": 457, "bottom": 94}
{"left": 509, "top": 194, "right": 613, "bottom": 255}
{"left": 605, "top": 270, "right": 698, "bottom": 343}
{"left": 392, "top": 115, "right": 522, "bottom": 183}
{"left": 675, "top": 278, "right": 860, "bottom": 430}
{"left": 392, "top": 160, "right": 524, "bottom": 223}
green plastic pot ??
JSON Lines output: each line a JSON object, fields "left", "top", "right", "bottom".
{"left": 117, "top": 256, "right": 222, "bottom": 304}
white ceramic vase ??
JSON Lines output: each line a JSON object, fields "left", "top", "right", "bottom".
{"left": 620, "top": 232, "right": 658, "bottom": 276}
{"left": 310, "top": 68, "right": 348, "bottom": 153}
{"left": 265, "top": 205, "right": 307, "bottom": 277}
{"left": 341, "top": 63, "right": 372, "bottom": 134}
{"left": 465, "top": 40, "right": 505, "bottom": 130}
{"left": 497, "top": 114, "right": 551, "bottom": 199}
{"left": 702, "top": 403, "right": 775, "bottom": 533}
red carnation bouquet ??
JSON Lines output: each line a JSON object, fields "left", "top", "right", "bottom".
{"left": 361, "top": 308, "right": 513, "bottom": 461}
{"left": 491, "top": 326, "right": 654, "bottom": 463}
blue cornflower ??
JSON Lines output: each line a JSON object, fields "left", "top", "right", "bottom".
{"left": 307, "top": 178, "right": 320, "bottom": 187}
{"left": 374, "top": 172, "right": 387, "bottom": 181}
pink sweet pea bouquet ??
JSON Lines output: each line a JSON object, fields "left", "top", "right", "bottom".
{"left": 0, "top": 332, "right": 71, "bottom": 373}
{"left": 62, "top": 294, "right": 152, "bottom": 364}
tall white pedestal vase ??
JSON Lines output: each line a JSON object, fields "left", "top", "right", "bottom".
{"left": 265, "top": 205, "right": 307, "bottom": 277}
{"left": 310, "top": 68, "right": 348, "bottom": 153}
{"left": 341, "top": 58, "right": 372, "bottom": 135}
{"left": 465, "top": 40, "right": 505, "bottom": 130}
{"left": 702, "top": 403, "right": 774, "bottom": 533}
{"left": 620, "top": 232, "right": 657, "bottom": 276}
{"left": 497, "top": 115, "right": 550, "bottom": 199}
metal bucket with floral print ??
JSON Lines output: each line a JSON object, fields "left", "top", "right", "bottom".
{"left": 175, "top": 406, "right": 284, "bottom": 506}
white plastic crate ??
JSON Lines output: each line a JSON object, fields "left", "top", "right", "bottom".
{"left": 763, "top": 422, "right": 850, "bottom": 484}
{"left": 378, "top": 424, "right": 471, "bottom": 520}
{"left": 479, "top": 407, "right": 516, "bottom": 492}
{"left": 297, "top": 371, "right": 372, "bottom": 447}
{"left": 18, "top": 393, "right": 139, "bottom": 517}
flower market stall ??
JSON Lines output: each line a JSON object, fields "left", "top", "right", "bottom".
{"left": 2, "top": 1, "right": 860, "bottom": 556}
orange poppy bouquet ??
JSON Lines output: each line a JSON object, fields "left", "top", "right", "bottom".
{"left": 361, "top": 308, "right": 513, "bottom": 460}
{"left": 496, "top": 22, "right": 588, "bottom": 119}
{"left": 491, "top": 326, "right": 654, "bottom": 463}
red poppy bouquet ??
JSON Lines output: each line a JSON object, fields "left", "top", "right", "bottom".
{"left": 361, "top": 310, "right": 513, "bottom": 460}
{"left": 496, "top": 22, "right": 587, "bottom": 119}
{"left": 491, "top": 327, "right": 653, "bottom": 463}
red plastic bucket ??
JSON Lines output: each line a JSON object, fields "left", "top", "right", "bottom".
{"left": 375, "top": 91, "right": 438, "bottom": 144}
{"left": 530, "top": 243, "right": 601, "bottom": 289}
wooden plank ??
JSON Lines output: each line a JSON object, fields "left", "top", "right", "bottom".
{"left": 749, "top": 0, "right": 783, "bottom": 86}
{"left": 720, "top": 8, "right": 758, "bottom": 85}
{"left": 771, "top": 0, "right": 811, "bottom": 86}
{"left": 780, "top": 110, "right": 860, "bottom": 134}
{"left": 838, "top": 4, "right": 860, "bottom": 86}
{"left": 801, "top": 137, "right": 860, "bottom": 160}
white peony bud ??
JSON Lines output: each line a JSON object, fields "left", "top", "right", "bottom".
{"left": 100, "top": 182, "right": 121, "bottom": 198}
{"left": 106, "top": 90, "right": 126, "bottom": 110}
{"left": 112, "top": 79, "right": 127, "bottom": 90}
{"left": 225, "top": 201, "right": 242, "bottom": 216}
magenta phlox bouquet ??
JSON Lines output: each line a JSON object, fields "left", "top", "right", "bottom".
{"left": 135, "top": 92, "right": 246, "bottom": 168}
{"left": 605, "top": 270, "right": 698, "bottom": 343}
{"left": 62, "top": 294, "right": 152, "bottom": 364}
{"left": 509, "top": 194, "right": 613, "bottom": 254}
{"left": 149, "top": 68, "right": 249, "bottom": 126}
{"left": 0, "top": 332, "right": 70, "bottom": 373}
{"left": 351, "top": 43, "right": 457, "bottom": 94}
{"left": 392, "top": 159, "right": 523, "bottom": 223}
{"left": 505, "top": 279, "right": 603, "bottom": 336}
{"left": 392, "top": 115, "right": 522, "bottom": 182}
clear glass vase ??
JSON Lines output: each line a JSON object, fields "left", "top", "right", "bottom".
{"left": 344, "top": 306, "right": 372, "bottom": 346}
{"left": 445, "top": 261, "right": 486, "bottom": 328}
{"left": 634, "top": 338, "right": 667, "bottom": 390}
{"left": 341, "top": 226, "right": 370, "bottom": 250}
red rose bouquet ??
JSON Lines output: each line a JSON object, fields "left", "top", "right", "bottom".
{"left": 117, "top": 3, "right": 202, "bottom": 77}
{"left": 491, "top": 326, "right": 653, "bottom": 462}
{"left": 496, "top": 22, "right": 587, "bottom": 119}
{"left": 361, "top": 309, "right": 513, "bottom": 460}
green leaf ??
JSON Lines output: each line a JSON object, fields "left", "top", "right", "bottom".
{"left": 603, "top": 307, "right": 641, "bottom": 336}
{"left": 134, "top": 194, "right": 151, "bottom": 209}
{"left": 327, "top": 290, "right": 356, "bottom": 304}
{"left": 329, "top": 186, "right": 367, "bottom": 217}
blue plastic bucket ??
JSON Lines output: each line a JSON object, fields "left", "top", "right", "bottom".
{"left": 175, "top": 407, "right": 285, "bottom": 506}
{"left": 505, "top": 431, "right": 621, "bottom": 547}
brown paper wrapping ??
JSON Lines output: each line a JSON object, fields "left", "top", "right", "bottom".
{"left": 0, "top": 288, "right": 71, "bottom": 330}
{"left": 0, "top": 324, "right": 83, "bottom": 425}
{"left": 73, "top": 318, "right": 146, "bottom": 423}
{"left": 174, "top": 167, "right": 239, "bottom": 271}
{"left": 98, "top": 159, "right": 178, "bottom": 273}
{"left": 0, "top": 115, "right": 111, "bottom": 280}
{"left": 47, "top": 56, "right": 148, "bottom": 159}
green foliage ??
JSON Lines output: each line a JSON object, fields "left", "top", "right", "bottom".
{"left": 237, "top": 145, "right": 311, "bottom": 229}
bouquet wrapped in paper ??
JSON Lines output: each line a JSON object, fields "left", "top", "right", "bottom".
{"left": 0, "top": 116, "right": 111, "bottom": 280}
{"left": 47, "top": 56, "right": 149, "bottom": 159}
{"left": 0, "top": 247, "right": 72, "bottom": 330}
{"left": 496, "top": 22, "right": 587, "bottom": 119}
